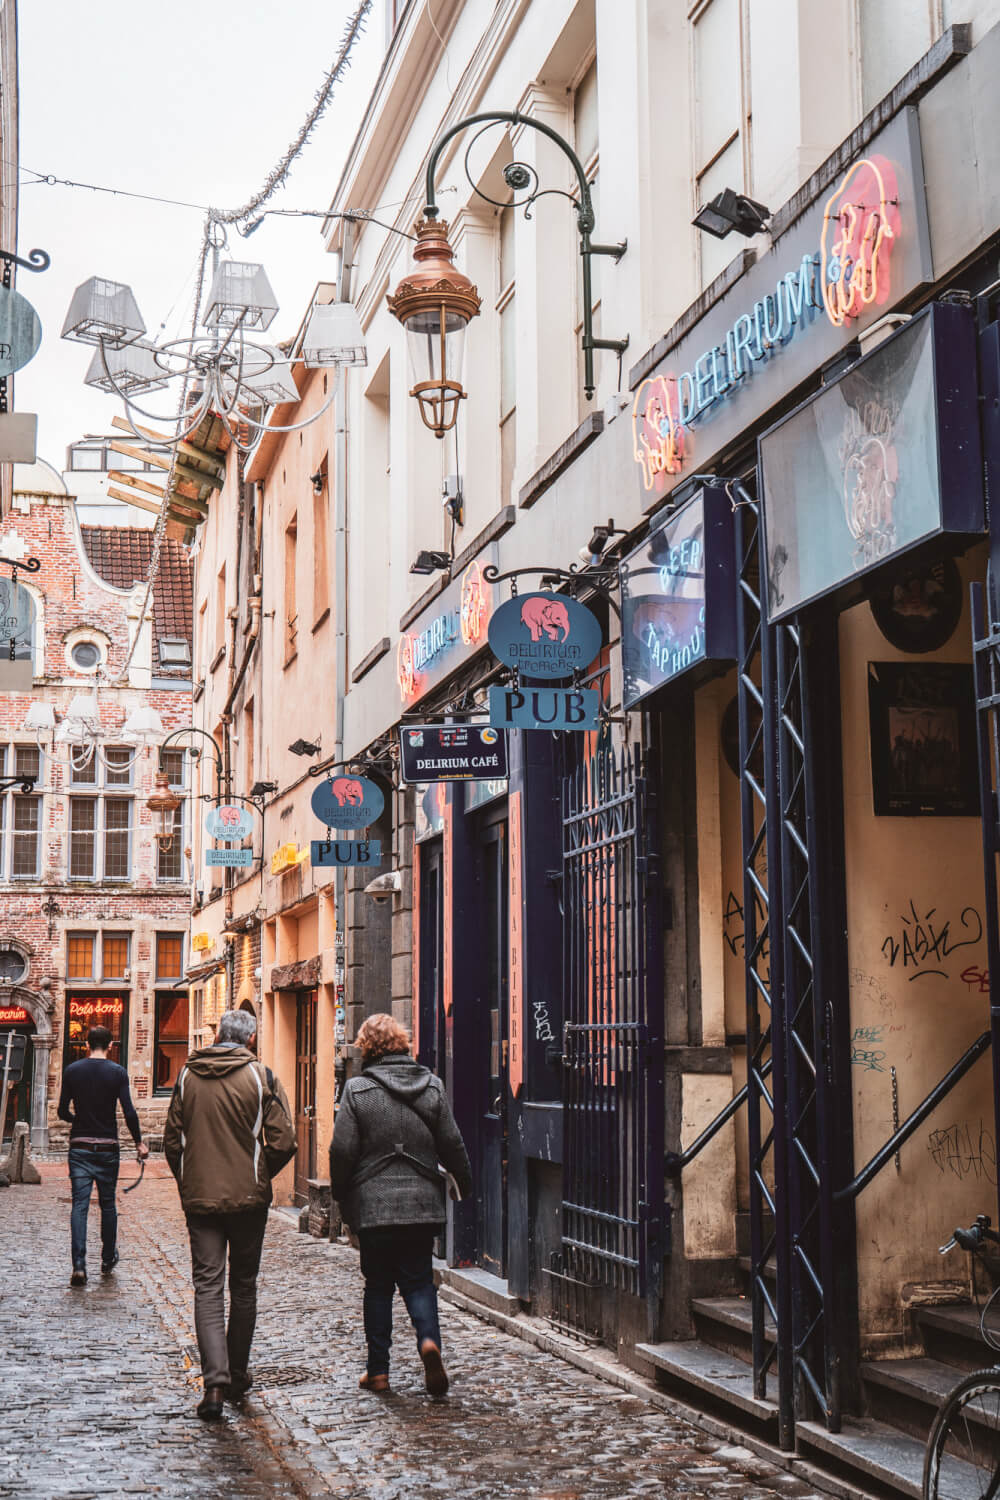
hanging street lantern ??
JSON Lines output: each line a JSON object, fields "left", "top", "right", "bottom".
{"left": 387, "top": 218, "right": 482, "bottom": 438}
{"left": 147, "top": 769, "right": 182, "bottom": 851}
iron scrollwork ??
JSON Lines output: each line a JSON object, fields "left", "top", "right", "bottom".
{"left": 481, "top": 560, "right": 621, "bottom": 619}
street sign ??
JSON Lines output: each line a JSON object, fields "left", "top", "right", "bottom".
{"left": 206, "top": 848, "right": 254, "bottom": 867}
{"left": 487, "top": 591, "right": 602, "bottom": 680}
{"left": 399, "top": 724, "right": 508, "bottom": 784}
{"left": 488, "top": 685, "right": 601, "bottom": 732}
{"left": 0, "top": 285, "right": 42, "bottom": 377}
{"left": 205, "top": 804, "right": 255, "bottom": 840}
{"left": 311, "top": 839, "right": 383, "bottom": 867}
{"left": 310, "top": 774, "right": 384, "bottom": 829}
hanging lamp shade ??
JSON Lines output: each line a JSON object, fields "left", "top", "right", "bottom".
{"left": 62, "top": 277, "right": 146, "bottom": 349}
{"left": 121, "top": 703, "right": 165, "bottom": 744}
{"left": 301, "top": 301, "right": 367, "bottom": 368}
{"left": 241, "top": 359, "right": 300, "bottom": 407}
{"left": 55, "top": 692, "right": 101, "bottom": 743}
{"left": 83, "top": 340, "right": 168, "bottom": 396}
{"left": 203, "top": 261, "right": 278, "bottom": 331}
{"left": 387, "top": 219, "right": 481, "bottom": 438}
{"left": 21, "top": 700, "right": 55, "bottom": 733}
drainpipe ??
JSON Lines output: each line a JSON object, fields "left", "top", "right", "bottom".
{"left": 333, "top": 224, "right": 354, "bottom": 1087}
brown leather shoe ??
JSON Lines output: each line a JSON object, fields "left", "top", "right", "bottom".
{"left": 197, "top": 1385, "right": 225, "bottom": 1420}
{"left": 358, "top": 1371, "right": 390, "bottom": 1393}
{"left": 419, "top": 1339, "right": 449, "bottom": 1397}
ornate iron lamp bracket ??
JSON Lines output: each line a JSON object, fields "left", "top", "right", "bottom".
{"left": 0, "top": 773, "right": 37, "bottom": 796}
{"left": 423, "top": 112, "right": 628, "bottom": 398}
{"left": 481, "top": 561, "right": 621, "bottom": 620}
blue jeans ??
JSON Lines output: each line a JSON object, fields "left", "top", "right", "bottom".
{"left": 358, "top": 1226, "right": 441, "bottom": 1378}
{"left": 68, "top": 1146, "right": 120, "bottom": 1270}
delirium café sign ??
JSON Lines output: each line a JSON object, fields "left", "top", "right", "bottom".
{"left": 630, "top": 109, "right": 933, "bottom": 505}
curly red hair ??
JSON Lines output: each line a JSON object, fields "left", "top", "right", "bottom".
{"left": 356, "top": 1013, "right": 411, "bottom": 1063}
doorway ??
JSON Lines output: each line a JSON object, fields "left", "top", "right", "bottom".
{"left": 0, "top": 1021, "right": 33, "bottom": 1145}
{"left": 477, "top": 814, "right": 509, "bottom": 1278}
{"left": 294, "top": 988, "right": 317, "bottom": 1204}
{"left": 416, "top": 841, "right": 445, "bottom": 1077}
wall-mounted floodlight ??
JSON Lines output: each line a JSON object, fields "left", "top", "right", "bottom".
{"left": 692, "top": 189, "right": 770, "bottom": 240}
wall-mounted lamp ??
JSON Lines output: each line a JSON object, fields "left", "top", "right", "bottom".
{"left": 578, "top": 517, "right": 628, "bottom": 566}
{"left": 692, "top": 189, "right": 770, "bottom": 240}
{"left": 250, "top": 779, "right": 278, "bottom": 799}
{"left": 309, "top": 470, "right": 326, "bottom": 496}
{"left": 410, "top": 549, "right": 452, "bottom": 576}
{"left": 289, "top": 739, "right": 321, "bottom": 757}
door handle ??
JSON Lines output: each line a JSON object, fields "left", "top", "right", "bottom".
{"left": 492, "top": 1093, "right": 502, "bottom": 1113}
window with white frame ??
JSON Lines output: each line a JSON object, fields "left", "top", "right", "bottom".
{"left": 574, "top": 56, "right": 601, "bottom": 417}
{"left": 498, "top": 200, "right": 516, "bottom": 506}
{"left": 68, "top": 747, "right": 133, "bottom": 882}
{"left": 157, "top": 747, "right": 187, "bottom": 883}
{"left": 0, "top": 745, "right": 43, "bottom": 881}
{"left": 691, "top": 0, "right": 750, "bottom": 289}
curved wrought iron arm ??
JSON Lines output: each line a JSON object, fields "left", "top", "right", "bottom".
{"left": 0, "top": 247, "right": 50, "bottom": 274}
{"left": 159, "top": 726, "right": 225, "bottom": 798}
{"left": 0, "top": 556, "right": 41, "bottom": 576}
{"left": 481, "top": 561, "right": 621, "bottom": 620}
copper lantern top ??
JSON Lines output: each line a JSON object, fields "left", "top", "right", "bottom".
{"left": 386, "top": 218, "right": 482, "bottom": 329}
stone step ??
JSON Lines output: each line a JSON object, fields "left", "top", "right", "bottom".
{"left": 797, "top": 1414, "right": 985, "bottom": 1500}
{"left": 436, "top": 1264, "right": 521, "bottom": 1316}
{"left": 690, "top": 1295, "right": 775, "bottom": 1359}
{"left": 861, "top": 1357, "right": 964, "bottom": 1442}
{"left": 913, "top": 1302, "right": 995, "bottom": 1371}
{"left": 636, "top": 1339, "right": 780, "bottom": 1430}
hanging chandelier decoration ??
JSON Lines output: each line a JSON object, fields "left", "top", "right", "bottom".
{"left": 21, "top": 694, "right": 166, "bottom": 772}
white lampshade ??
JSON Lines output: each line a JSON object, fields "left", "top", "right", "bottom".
{"left": 55, "top": 693, "right": 101, "bottom": 743}
{"left": 21, "top": 700, "right": 55, "bottom": 733}
{"left": 84, "top": 340, "right": 168, "bottom": 396}
{"left": 121, "top": 704, "right": 164, "bottom": 744}
{"left": 62, "top": 277, "right": 146, "bottom": 349}
{"left": 302, "top": 301, "right": 367, "bottom": 368}
{"left": 241, "top": 360, "right": 300, "bottom": 406}
{"left": 203, "top": 261, "right": 278, "bottom": 332}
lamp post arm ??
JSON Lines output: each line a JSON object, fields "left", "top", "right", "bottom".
{"left": 158, "top": 726, "right": 225, "bottom": 801}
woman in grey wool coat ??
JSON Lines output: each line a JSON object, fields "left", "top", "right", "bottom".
{"left": 329, "top": 1013, "right": 473, "bottom": 1396}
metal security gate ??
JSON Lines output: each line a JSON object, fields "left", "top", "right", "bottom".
{"left": 559, "top": 741, "right": 663, "bottom": 1332}
{"left": 972, "top": 582, "right": 1000, "bottom": 1228}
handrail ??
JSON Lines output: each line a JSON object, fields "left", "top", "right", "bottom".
{"left": 665, "top": 1058, "right": 773, "bottom": 1178}
{"left": 834, "top": 1030, "right": 991, "bottom": 1203}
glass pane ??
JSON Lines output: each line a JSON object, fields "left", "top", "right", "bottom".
{"left": 162, "top": 748, "right": 186, "bottom": 787}
{"left": 14, "top": 744, "right": 39, "bottom": 780}
{"left": 157, "top": 806, "right": 183, "bottom": 881}
{"left": 69, "top": 447, "right": 103, "bottom": 471}
{"left": 102, "top": 933, "right": 130, "bottom": 979}
{"left": 103, "top": 800, "right": 131, "bottom": 881}
{"left": 155, "top": 1040, "right": 187, "bottom": 1092}
{"left": 860, "top": 0, "right": 933, "bottom": 114}
{"left": 12, "top": 796, "right": 39, "bottom": 878}
{"left": 157, "top": 992, "right": 188, "bottom": 1040}
{"left": 104, "top": 747, "right": 132, "bottom": 786}
{"left": 574, "top": 57, "right": 599, "bottom": 167}
{"left": 694, "top": 0, "right": 741, "bottom": 167}
{"left": 67, "top": 932, "right": 95, "bottom": 979}
{"left": 156, "top": 932, "right": 184, "bottom": 979}
{"left": 69, "top": 798, "right": 96, "bottom": 879}
{"left": 70, "top": 750, "right": 97, "bottom": 785}
{"left": 697, "top": 139, "right": 744, "bottom": 290}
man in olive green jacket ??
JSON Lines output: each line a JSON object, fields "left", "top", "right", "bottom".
{"left": 164, "top": 1009, "right": 296, "bottom": 1419}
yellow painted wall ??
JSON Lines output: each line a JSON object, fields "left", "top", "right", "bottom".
{"left": 840, "top": 550, "right": 990, "bottom": 1354}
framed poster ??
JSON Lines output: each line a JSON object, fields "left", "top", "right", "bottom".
{"left": 867, "top": 660, "right": 978, "bottom": 816}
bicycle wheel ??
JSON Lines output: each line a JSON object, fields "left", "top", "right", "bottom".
{"left": 924, "top": 1368, "right": 1000, "bottom": 1499}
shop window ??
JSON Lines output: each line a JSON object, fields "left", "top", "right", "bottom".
{"left": 67, "top": 932, "right": 95, "bottom": 980}
{"left": 154, "top": 991, "right": 188, "bottom": 1092}
{"left": 63, "top": 992, "right": 127, "bottom": 1069}
{"left": 102, "top": 933, "right": 130, "bottom": 981}
{"left": 156, "top": 931, "right": 184, "bottom": 980}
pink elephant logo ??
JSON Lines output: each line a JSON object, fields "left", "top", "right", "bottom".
{"left": 220, "top": 806, "right": 241, "bottom": 827}
{"left": 330, "top": 777, "right": 364, "bottom": 807}
{"left": 520, "top": 596, "right": 571, "bottom": 643}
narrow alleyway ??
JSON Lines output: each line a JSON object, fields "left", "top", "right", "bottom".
{"left": 1, "top": 1168, "right": 830, "bottom": 1500}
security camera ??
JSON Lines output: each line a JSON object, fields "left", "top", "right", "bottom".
{"left": 364, "top": 870, "right": 402, "bottom": 904}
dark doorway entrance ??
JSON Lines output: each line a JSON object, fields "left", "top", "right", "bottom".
{"left": 416, "top": 840, "right": 445, "bottom": 1077}
{"left": 477, "top": 814, "right": 509, "bottom": 1278}
{"left": 0, "top": 1019, "right": 33, "bottom": 1145}
{"left": 294, "top": 989, "right": 317, "bottom": 1204}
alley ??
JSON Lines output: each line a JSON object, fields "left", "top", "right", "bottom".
{"left": 0, "top": 1170, "right": 830, "bottom": 1500}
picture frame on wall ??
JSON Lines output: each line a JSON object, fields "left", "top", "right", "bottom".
{"left": 867, "top": 660, "right": 978, "bottom": 816}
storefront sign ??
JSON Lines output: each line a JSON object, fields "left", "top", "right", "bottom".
{"left": 270, "top": 842, "right": 306, "bottom": 874}
{"left": 397, "top": 552, "right": 497, "bottom": 706}
{"left": 206, "top": 847, "right": 254, "bottom": 868}
{"left": 68, "top": 997, "right": 125, "bottom": 1020}
{"left": 0, "top": 578, "right": 35, "bottom": 691}
{"left": 205, "top": 804, "right": 254, "bottom": 840}
{"left": 399, "top": 724, "right": 508, "bottom": 784}
{"left": 310, "top": 774, "right": 384, "bottom": 829}
{"left": 487, "top": 592, "right": 602, "bottom": 681}
{"left": 631, "top": 109, "right": 932, "bottom": 504}
{"left": 191, "top": 932, "right": 213, "bottom": 952}
{"left": 759, "top": 302, "right": 984, "bottom": 621}
{"left": 311, "top": 839, "right": 383, "bottom": 867}
{"left": 0, "top": 1005, "right": 29, "bottom": 1024}
{"left": 488, "top": 685, "right": 600, "bottom": 732}
{"left": 619, "top": 486, "right": 737, "bottom": 706}
{"left": 465, "top": 777, "right": 508, "bottom": 812}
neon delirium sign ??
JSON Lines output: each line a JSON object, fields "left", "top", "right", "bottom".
{"left": 397, "top": 561, "right": 490, "bottom": 703}
{"left": 633, "top": 155, "right": 901, "bottom": 491}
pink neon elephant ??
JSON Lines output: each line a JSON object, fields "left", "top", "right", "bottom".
{"left": 220, "top": 806, "right": 241, "bottom": 827}
{"left": 520, "top": 596, "right": 571, "bottom": 643}
{"left": 330, "top": 777, "right": 364, "bottom": 807}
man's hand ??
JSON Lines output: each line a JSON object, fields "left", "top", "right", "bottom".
{"left": 137, "top": 1142, "right": 150, "bottom": 1161}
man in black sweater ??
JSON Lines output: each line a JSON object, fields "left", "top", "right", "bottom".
{"left": 57, "top": 1025, "right": 148, "bottom": 1286}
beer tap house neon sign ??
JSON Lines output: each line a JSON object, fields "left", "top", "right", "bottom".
{"left": 633, "top": 154, "right": 901, "bottom": 492}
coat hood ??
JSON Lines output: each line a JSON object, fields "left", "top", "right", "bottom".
{"left": 363, "top": 1053, "right": 433, "bottom": 1100}
{"left": 184, "top": 1043, "right": 257, "bottom": 1078}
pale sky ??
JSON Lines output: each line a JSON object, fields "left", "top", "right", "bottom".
{"left": 13, "top": 0, "right": 386, "bottom": 467}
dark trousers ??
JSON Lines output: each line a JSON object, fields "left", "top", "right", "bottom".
{"left": 186, "top": 1208, "right": 269, "bottom": 1388}
{"left": 68, "top": 1146, "right": 120, "bottom": 1270}
{"left": 358, "top": 1226, "right": 441, "bottom": 1378}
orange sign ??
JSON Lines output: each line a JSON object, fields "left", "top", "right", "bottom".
{"left": 68, "top": 998, "right": 125, "bottom": 1020}
{"left": 0, "top": 1005, "right": 29, "bottom": 1024}
{"left": 508, "top": 789, "right": 524, "bottom": 1097}
{"left": 442, "top": 796, "right": 453, "bottom": 1016}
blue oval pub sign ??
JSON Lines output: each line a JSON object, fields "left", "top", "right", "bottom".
{"left": 310, "top": 774, "right": 385, "bottom": 830}
{"left": 487, "top": 592, "right": 602, "bottom": 681}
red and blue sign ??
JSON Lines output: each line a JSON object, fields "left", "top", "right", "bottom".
{"left": 310, "top": 774, "right": 385, "bottom": 830}
{"left": 487, "top": 591, "right": 602, "bottom": 681}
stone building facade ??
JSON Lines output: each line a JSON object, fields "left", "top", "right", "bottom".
{"left": 0, "top": 462, "right": 192, "bottom": 1147}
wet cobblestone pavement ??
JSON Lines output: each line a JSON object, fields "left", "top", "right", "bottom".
{"left": 1, "top": 1167, "right": 831, "bottom": 1498}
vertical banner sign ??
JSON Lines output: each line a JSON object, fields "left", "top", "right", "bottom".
{"left": 508, "top": 788, "right": 524, "bottom": 1098}
{"left": 442, "top": 795, "right": 453, "bottom": 1018}
{"left": 412, "top": 841, "right": 421, "bottom": 1060}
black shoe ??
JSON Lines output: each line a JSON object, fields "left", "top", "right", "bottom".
{"left": 69, "top": 1268, "right": 87, "bottom": 1287}
{"left": 197, "top": 1385, "right": 225, "bottom": 1420}
{"left": 101, "top": 1251, "right": 120, "bottom": 1276}
{"left": 227, "top": 1371, "right": 253, "bottom": 1402}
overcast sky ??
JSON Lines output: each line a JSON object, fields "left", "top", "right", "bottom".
{"left": 13, "top": 0, "right": 385, "bottom": 467}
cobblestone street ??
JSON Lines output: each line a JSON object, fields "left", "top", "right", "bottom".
{"left": 1, "top": 1168, "right": 831, "bottom": 1499}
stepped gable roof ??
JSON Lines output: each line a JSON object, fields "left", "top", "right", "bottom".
{"left": 80, "top": 526, "right": 193, "bottom": 658}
